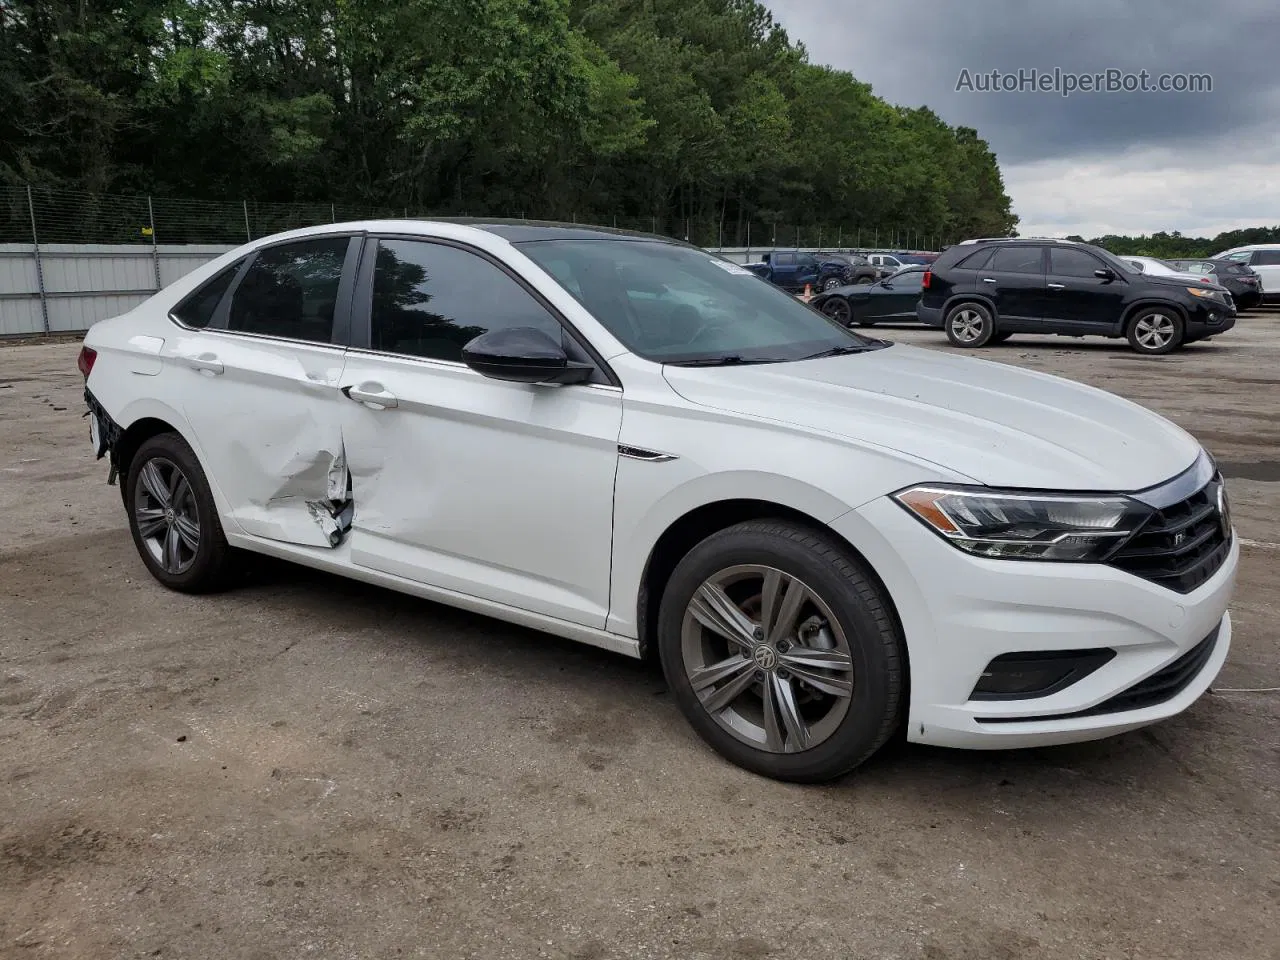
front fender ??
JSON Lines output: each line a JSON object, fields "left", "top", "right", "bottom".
{"left": 606, "top": 466, "right": 856, "bottom": 638}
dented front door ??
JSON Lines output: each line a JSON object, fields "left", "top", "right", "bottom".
{"left": 176, "top": 332, "right": 350, "bottom": 548}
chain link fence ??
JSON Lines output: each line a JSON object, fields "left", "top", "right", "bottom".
{"left": 0, "top": 184, "right": 953, "bottom": 251}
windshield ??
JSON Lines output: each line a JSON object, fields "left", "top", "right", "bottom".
{"left": 517, "top": 239, "right": 881, "bottom": 364}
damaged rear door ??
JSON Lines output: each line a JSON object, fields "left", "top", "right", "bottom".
{"left": 173, "top": 234, "right": 360, "bottom": 548}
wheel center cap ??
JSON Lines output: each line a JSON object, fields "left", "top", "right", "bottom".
{"left": 752, "top": 645, "right": 779, "bottom": 671}
{"left": 164, "top": 508, "right": 175, "bottom": 524}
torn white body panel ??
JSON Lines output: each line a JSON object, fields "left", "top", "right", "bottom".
{"left": 171, "top": 331, "right": 349, "bottom": 548}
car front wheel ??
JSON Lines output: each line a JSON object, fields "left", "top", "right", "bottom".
{"left": 1126, "top": 308, "right": 1184, "bottom": 355}
{"left": 657, "top": 520, "right": 904, "bottom": 783}
{"left": 822, "top": 277, "right": 842, "bottom": 291}
{"left": 820, "top": 297, "right": 853, "bottom": 326}
{"left": 126, "top": 432, "right": 234, "bottom": 592}
{"left": 944, "top": 302, "right": 995, "bottom": 347}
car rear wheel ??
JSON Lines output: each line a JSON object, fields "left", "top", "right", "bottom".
{"left": 1126, "top": 308, "right": 1183, "bottom": 355}
{"left": 855, "top": 275, "right": 874, "bottom": 285}
{"left": 944, "top": 302, "right": 995, "bottom": 347}
{"left": 820, "top": 297, "right": 853, "bottom": 326}
{"left": 821, "top": 277, "right": 842, "bottom": 291}
{"left": 126, "top": 432, "right": 234, "bottom": 593}
{"left": 657, "top": 520, "right": 904, "bottom": 783}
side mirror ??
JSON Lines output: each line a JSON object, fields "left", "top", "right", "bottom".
{"left": 1095, "top": 268, "right": 1116, "bottom": 280}
{"left": 461, "top": 327, "right": 594, "bottom": 385}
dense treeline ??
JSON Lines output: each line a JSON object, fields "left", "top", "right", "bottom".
{"left": 1076, "top": 227, "right": 1280, "bottom": 260}
{"left": 0, "top": 0, "right": 1017, "bottom": 243}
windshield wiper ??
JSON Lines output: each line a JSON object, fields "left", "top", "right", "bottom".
{"left": 667, "top": 355, "right": 786, "bottom": 367}
{"left": 798, "top": 344, "right": 878, "bottom": 360}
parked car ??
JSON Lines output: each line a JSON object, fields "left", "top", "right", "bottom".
{"left": 1167, "top": 258, "right": 1263, "bottom": 311}
{"left": 918, "top": 238, "right": 1237, "bottom": 355}
{"left": 1211, "top": 244, "right": 1280, "bottom": 302}
{"left": 80, "top": 220, "right": 1237, "bottom": 783}
{"left": 810, "top": 265, "right": 927, "bottom": 326}
{"left": 814, "top": 253, "right": 879, "bottom": 287}
{"left": 1124, "top": 256, "right": 1215, "bottom": 284}
{"left": 865, "top": 253, "right": 907, "bottom": 276}
{"left": 742, "top": 251, "right": 863, "bottom": 292}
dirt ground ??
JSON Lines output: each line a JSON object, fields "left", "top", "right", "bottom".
{"left": 2, "top": 315, "right": 1278, "bottom": 960}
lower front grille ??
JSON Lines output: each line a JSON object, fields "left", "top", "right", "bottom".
{"left": 977, "top": 625, "right": 1221, "bottom": 723}
{"left": 1107, "top": 475, "right": 1231, "bottom": 593}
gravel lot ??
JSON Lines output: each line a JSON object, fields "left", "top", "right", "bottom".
{"left": 2, "top": 316, "right": 1278, "bottom": 960}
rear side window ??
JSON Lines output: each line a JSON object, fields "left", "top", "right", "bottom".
{"left": 369, "top": 239, "right": 564, "bottom": 362}
{"left": 1253, "top": 250, "right": 1280, "bottom": 265}
{"left": 955, "top": 248, "right": 994, "bottom": 270}
{"left": 227, "top": 237, "right": 350, "bottom": 343}
{"left": 172, "top": 261, "right": 241, "bottom": 329}
{"left": 1049, "top": 247, "right": 1104, "bottom": 278}
{"left": 991, "top": 246, "right": 1044, "bottom": 274}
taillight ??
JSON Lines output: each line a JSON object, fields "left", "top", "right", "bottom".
{"left": 921, "top": 270, "right": 932, "bottom": 289}
{"left": 77, "top": 345, "right": 97, "bottom": 379}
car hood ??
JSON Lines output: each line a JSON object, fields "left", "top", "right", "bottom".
{"left": 662, "top": 343, "right": 1201, "bottom": 491}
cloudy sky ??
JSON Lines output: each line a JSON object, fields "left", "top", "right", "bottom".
{"left": 767, "top": 0, "right": 1280, "bottom": 239}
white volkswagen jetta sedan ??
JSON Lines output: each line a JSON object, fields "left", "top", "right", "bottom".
{"left": 78, "top": 220, "right": 1238, "bottom": 782}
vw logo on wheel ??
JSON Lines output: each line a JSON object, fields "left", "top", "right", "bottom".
{"left": 752, "top": 645, "right": 779, "bottom": 671}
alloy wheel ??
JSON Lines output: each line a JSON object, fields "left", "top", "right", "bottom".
{"left": 822, "top": 298, "right": 852, "bottom": 326}
{"left": 950, "top": 309, "right": 985, "bottom": 343}
{"left": 134, "top": 457, "right": 201, "bottom": 575}
{"left": 1133, "top": 313, "right": 1175, "bottom": 350}
{"left": 680, "top": 564, "right": 855, "bottom": 754}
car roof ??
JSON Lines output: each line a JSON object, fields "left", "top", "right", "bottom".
{"left": 241, "top": 217, "right": 682, "bottom": 247}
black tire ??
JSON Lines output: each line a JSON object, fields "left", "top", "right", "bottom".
{"left": 855, "top": 275, "right": 875, "bottom": 285}
{"left": 820, "top": 297, "right": 853, "bottom": 326}
{"left": 1125, "top": 307, "right": 1184, "bottom": 355}
{"left": 944, "top": 301, "right": 995, "bottom": 348}
{"left": 126, "top": 432, "right": 234, "bottom": 593}
{"left": 821, "top": 277, "right": 842, "bottom": 291}
{"left": 657, "top": 519, "right": 904, "bottom": 783}
{"left": 990, "top": 331, "right": 1013, "bottom": 344}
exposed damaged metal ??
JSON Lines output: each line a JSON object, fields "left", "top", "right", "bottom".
{"left": 307, "top": 446, "right": 355, "bottom": 547}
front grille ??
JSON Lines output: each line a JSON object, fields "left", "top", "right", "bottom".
{"left": 978, "top": 625, "right": 1221, "bottom": 723}
{"left": 1107, "top": 477, "right": 1230, "bottom": 593}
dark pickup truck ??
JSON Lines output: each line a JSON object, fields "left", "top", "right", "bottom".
{"left": 743, "top": 251, "right": 876, "bottom": 292}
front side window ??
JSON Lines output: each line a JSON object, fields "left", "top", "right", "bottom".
{"left": 517, "top": 239, "right": 879, "bottom": 364}
{"left": 227, "top": 237, "right": 349, "bottom": 342}
{"left": 991, "top": 246, "right": 1044, "bottom": 274}
{"left": 1049, "top": 247, "right": 1105, "bottom": 278}
{"left": 369, "top": 239, "right": 564, "bottom": 362}
{"left": 172, "top": 260, "right": 242, "bottom": 329}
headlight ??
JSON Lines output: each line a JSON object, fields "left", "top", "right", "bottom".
{"left": 1186, "top": 286, "right": 1226, "bottom": 301}
{"left": 893, "top": 485, "right": 1152, "bottom": 561}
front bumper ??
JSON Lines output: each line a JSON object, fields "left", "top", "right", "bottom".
{"left": 1185, "top": 298, "right": 1237, "bottom": 337}
{"left": 831, "top": 494, "right": 1238, "bottom": 751}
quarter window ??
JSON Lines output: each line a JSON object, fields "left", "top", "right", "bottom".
{"left": 227, "top": 237, "right": 349, "bottom": 342}
{"left": 172, "top": 260, "right": 241, "bottom": 329}
{"left": 991, "top": 246, "right": 1044, "bottom": 274}
{"left": 955, "top": 248, "right": 994, "bottom": 270}
{"left": 1049, "top": 247, "right": 1105, "bottom": 278}
{"left": 369, "top": 239, "right": 564, "bottom": 362}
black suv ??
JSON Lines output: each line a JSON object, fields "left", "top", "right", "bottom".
{"left": 917, "top": 239, "right": 1237, "bottom": 355}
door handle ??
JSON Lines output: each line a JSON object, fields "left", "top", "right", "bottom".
{"left": 1047, "top": 282, "right": 1066, "bottom": 290}
{"left": 186, "top": 354, "right": 223, "bottom": 376}
{"left": 342, "top": 384, "right": 399, "bottom": 410}
{"left": 981, "top": 277, "right": 997, "bottom": 284}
